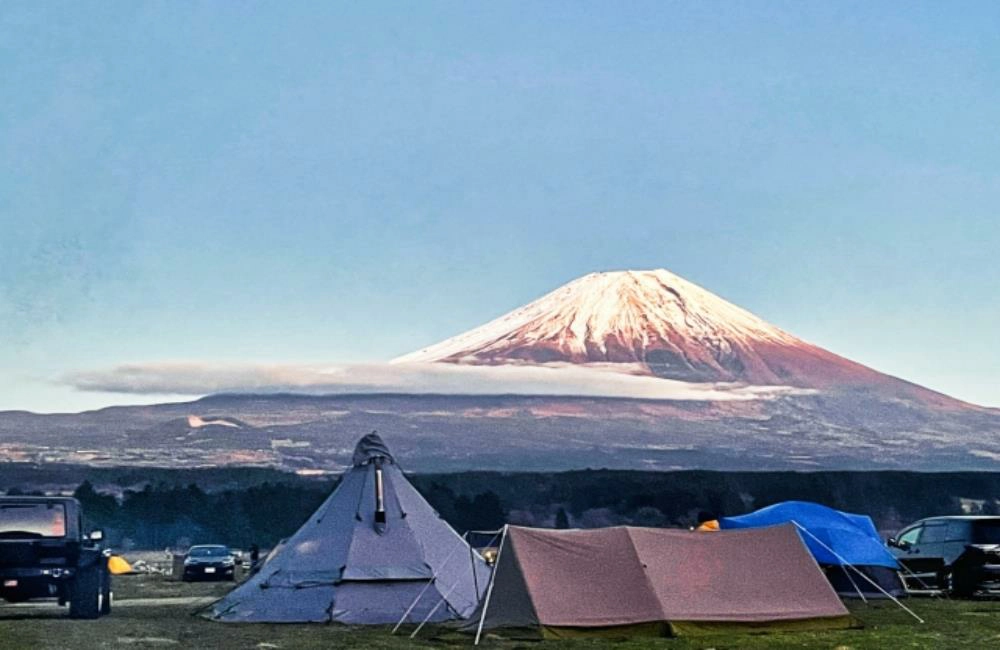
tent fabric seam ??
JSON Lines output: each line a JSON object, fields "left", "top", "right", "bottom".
{"left": 622, "top": 526, "right": 672, "bottom": 624}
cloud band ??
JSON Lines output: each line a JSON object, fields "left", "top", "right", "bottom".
{"left": 61, "top": 360, "right": 815, "bottom": 402}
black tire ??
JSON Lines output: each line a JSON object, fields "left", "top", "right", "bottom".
{"left": 100, "top": 569, "right": 112, "bottom": 616}
{"left": 939, "top": 568, "right": 977, "bottom": 598}
{"left": 69, "top": 566, "right": 102, "bottom": 619}
{"left": 936, "top": 569, "right": 950, "bottom": 592}
{"left": 951, "top": 573, "right": 978, "bottom": 598}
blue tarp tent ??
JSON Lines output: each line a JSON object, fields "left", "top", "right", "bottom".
{"left": 719, "top": 501, "right": 898, "bottom": 569}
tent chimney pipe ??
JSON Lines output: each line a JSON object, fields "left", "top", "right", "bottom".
{"left": 374, "top": 457, "right": 386, "bottom": 533}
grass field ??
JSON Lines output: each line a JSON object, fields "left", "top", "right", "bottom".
{"left": 1, "top": 574, "right": 998, "bottom": 649}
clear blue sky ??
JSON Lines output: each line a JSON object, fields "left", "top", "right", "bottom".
{"left": 2, "top": 1, "right": 998, "bottom": 412}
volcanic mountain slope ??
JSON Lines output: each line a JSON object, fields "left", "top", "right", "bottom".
{"left": 0, "top": 269, "right": 995, "bottom": 473}
{"left": 395, "top": 269, "right": 965, "bottom": 408}
{"left": 1, "top": 390, "right": 997, "bottom": 472}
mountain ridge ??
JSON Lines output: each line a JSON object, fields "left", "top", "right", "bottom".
{"left": 396, "top": 269, "right": 971, "bottom": 410}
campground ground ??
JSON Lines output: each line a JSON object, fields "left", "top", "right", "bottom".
{"left": 0, "top": 574, "right": 998, "bottom": 649}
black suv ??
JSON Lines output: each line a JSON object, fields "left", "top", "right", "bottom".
{"left": 889, "top": 516, "right": 1000, "bottom": 596}
{"left": 0, "top": 496, "right": 112, "bottom": 618}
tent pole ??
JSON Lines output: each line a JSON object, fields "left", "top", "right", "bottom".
{"left": 841, "top": 564, "right": 867, "bottom": 603}
{"left": 408, "top": 529, "right": 503, "bottom": 639}
{"left": 791, "top": 521, "right": 924, "bottom": 623}
{"left": 410, "top": 578, "right": 462, "bottom": 638}
{"left": 392, "top": 532, "right": 469, "bottom": 634}
{"left": 469, "top": 541, "right": 480, "bottom": 599}
{"left": 474, "top": 524, "right": 509, "bottom": 646}
{"left": 469, "top": 528, "right": 503, "bottom": 599}
{"left": 467, "top": 529, "right": 503, "bottom": 602}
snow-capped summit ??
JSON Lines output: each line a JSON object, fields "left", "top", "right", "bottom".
{"left": 396, "top": 269, "right": 793, "bottom": 368}
{"left": 395, "top": 269, "right": 963, "bottom": 405}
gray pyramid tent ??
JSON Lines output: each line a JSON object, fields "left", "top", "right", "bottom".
{"left": 209, "top": 433, "right": 490, "bottom": 624}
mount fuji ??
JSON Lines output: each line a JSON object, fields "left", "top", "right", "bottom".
{"left": 395, "top": 269, "right": 965, "bottom": 408}
{"left": 1, "top": 269, "right": 997, "bottom": 472}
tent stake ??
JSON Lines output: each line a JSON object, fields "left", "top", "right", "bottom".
{"left": 791, "top": 520, "right": 924, "bottom": 623}
{"left": 474, "top": 524, "right": 509, "bottom": 646}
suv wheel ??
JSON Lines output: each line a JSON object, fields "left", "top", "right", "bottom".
{"left": 936, "top": 569, "right": 951, "bottom": 593}
{"left": 69, "top": 566, "right": 102, "bottom": 619}
{"left": 940, "top": 568, "right": 977, "bottom": 599}
{"left": 100, "top": 570, "right": 112, "bottom": 616}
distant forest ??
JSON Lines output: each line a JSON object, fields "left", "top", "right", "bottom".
{"left": 3, "top": 465, "right": 999, "bottom": 550}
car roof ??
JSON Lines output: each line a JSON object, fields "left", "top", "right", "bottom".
{"left": 913, "top": 516, "right": 1000, "bottom": 523}
{"left": 189, "top": 544, "right": 229, "bottom": 549}
{"left": 0, "top": 496, "right": 79, "bottom": 504}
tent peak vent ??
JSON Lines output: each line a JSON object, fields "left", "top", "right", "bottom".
{"left": 352, "top": 432, "right": 395, "bottom": 466}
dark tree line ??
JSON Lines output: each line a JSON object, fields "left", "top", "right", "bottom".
{"left": 68, "top": 479, "right": 508, "bottom": 550}
{"left": 4, "top": 469, "right": 996, "bottom": 550}
{"left": 71, "top": 480, "right": 332, "bottom": 549}
{"left": 414, "top": 469, "right": 998, "bottom": 532}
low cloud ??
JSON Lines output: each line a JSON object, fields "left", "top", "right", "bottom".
{"left": 62, "top": 361, "right": 815, "bottom": 402}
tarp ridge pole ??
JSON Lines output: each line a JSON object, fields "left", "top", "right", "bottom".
{"left": 391, "top": 531, "right": 469, "bottom": 634}
{"left": 474, "top": 524, "right": 509, "bottom": 646}
{"left": 791, "top": 520, "right": 924, "bottom": 624}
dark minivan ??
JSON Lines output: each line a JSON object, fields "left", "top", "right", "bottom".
{"left": 889, "top": 516, "right": 1000, "bottom": 595}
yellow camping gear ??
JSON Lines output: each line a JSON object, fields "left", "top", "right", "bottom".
{"left": 108, "top": 555, "right": 134, "bottom": 575}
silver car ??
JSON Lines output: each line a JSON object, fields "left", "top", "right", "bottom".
{"left": 889, "top": 516, "right": 1000, "bottom": 595}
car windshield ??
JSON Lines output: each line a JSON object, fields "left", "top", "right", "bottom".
{"left": 189, "top": 546, "right": 229, "bottom": 558}
{"left": 972, "top": 521, "right": 1000, "bottom": 544}
{"left": 0, "top": 503, "right": 66, "bottom": 538}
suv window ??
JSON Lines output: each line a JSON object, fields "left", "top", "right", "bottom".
{"left": 898, "top": 526, "right": 922, "bottom": 545}
{"left": 944, "top": 520, "right": 971, "bottom": 542}
{"left": 0, "top": 503, "right": 66, "bottom": 538}
{"left": 972, "top": 521, "right": 1000, "bottom": 544}
{"left": 188, "top": 546, "right": 230, "bottom": 558}
{"left": 919, "top": 523, "right": 949, "bottom": 544}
